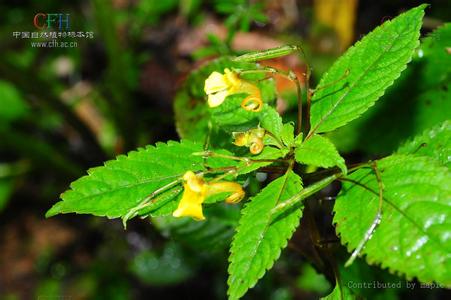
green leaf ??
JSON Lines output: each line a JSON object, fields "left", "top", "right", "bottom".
{"left": 259, "top": 106, "right": 283, "bottom": 137}
{"left": 228, "top": 170, "right": 303, "bottom": 299}
{"left": 321, "top": 284, "right": 356, "bottom": 300}
{"left": 46, "top": 140, "right": 234, "bottom": 219}
{"left": 295, "top": 134, "right": 347, "bottom": 174}
{"left": 338, "top": 258, "right": 402, "bottom": 300}
{"left": 309, "top": 5, "right": 426, "bottom": 134}
{"left": 281, "top": 123, "right": 295, "bottom": 147}
{"left": 211, "top": 91, "right": 277, "bottom": 133}
{"left": 416, "top": 23, "right": 451, "bottom": 90}
{"left": 327, "top": 24, "right": 450, "bottom": 155}
{"left": 0, "top": 80, "right": 29, "bottom": 124}
{"left": 0, "top": 179, "right": 14, "bottom": 212}
{"left": 297, "top": 264, "right": 332, "bottom": 295}
{"left": 211, "top": 95, "right": 261, "bottom": 132}
{"left": 334, "top": 154, "right": 451, "bottom": 286}
{"left": 397, "top": 120, "right": 450, "bottom": 168}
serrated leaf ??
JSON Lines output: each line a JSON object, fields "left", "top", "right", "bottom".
{"left": 228, "top": 170, "right": 303, "bottom": 299}
{"left": 309, "top": 5, "right": 426, "bottom": 134}
{"left": 334, "top": 154, "right": 451, "bottom": 286}
{"left": 259, "top": 106, "right": 283, "bottom": 137}
{"left": 281, "top": 123, "right": 295, "bottom": 147}
{"left": 397, "top": 120, "right": 450, "bottom": 168}
{"left": 46, "top": 140, "right": 234, "bottom": 219}
{"left": 327, "top": 24, "right": 450, "bottom": 155}
{"left": 295, "top": 134, "right": 347, "bottom": 174}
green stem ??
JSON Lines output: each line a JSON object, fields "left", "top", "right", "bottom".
{"left": 271, "top": 173, "right": 341, "bottom": 213}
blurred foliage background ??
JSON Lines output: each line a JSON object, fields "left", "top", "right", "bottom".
{"left": 0, "top": 0, "right": 449, "bottom": 299}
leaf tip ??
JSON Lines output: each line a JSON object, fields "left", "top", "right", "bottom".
{"left": 45, "top": 202, "right": 63, "bottom": 218}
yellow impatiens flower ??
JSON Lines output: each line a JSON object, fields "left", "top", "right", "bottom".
{"left": 172, "top": 171, "right": 245, "bottom": 221}
{"left": 204, "top": 68, "right": 263, "bottom": 111}
{"left": 233, "top": 128, "right": 266, "bottom": 154}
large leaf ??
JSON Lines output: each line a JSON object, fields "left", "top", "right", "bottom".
{"left": 228, "top": 170, "right": 303, "bottom": 299}
{"left": 397, "top": 120, "right": 450, "bottom": 168}
{"left": 295, "top": 134, "right": 347, "bottom": 174}
{"left": 334, "top": 154, "right": 451, "bottom": 286}
{"left": 309, "top": 5, "right": 425, "bottom": 134}
{"left": 416, "top": 23, "right": 451, "bottom": 91}
{"left": 46, "top": 140, "right": 235, "bottom": 219}
{"left": 327, "top": 24, "right": 451, "bottom": 155}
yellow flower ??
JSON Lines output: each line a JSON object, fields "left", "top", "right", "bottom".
{"left": 232, "top": 128, "right": 266, "bottom": 154}
{"left": 172, "top": 171, "right": 245, "bottom": 221}
{"left": 172, "top": 171, "right": 208, "bottom": 220}
{"left": 204, "top": 68, "right": 263, "bottom": 111}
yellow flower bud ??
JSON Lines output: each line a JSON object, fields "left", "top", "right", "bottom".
{"left": 249, "top": 138, "right": 264, "bottom": 154}
{"left": 232, "top": 132, "right": 250, "bottom": 147}
{"left": 232, "top": 128, "right": 266, "bottom": 155}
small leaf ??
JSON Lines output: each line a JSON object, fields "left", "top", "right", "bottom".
{"left": 397, "top": 120, "right": 450, "bottom": 168}
{"left": 259, "top": 106, "right": 283, "bottom": 137}
{"left": 0, "top": 80, "right": 29, "bottom": 124}
{"left": 228, "top": 170, "right": 303, "bottom": 299}
{"left": 281, "top": 123, "right": 295, "bottom": 147}
{"left": 334, "top": 154, "right": 451, "bottom": 286}
{"left": 295, "top": 134, "right": 347, "bottom": 174}
{"left": 309, "top": 5, "right": 426, "bottom": 134}
{"left": 46, "top": 140, "right": 234, "bottom": 219}
{"left": 321, "top": 283, "right": 356, "bottom": 300}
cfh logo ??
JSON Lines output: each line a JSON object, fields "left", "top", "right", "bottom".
{"left": 33, "top": 13, "right": 70, "bottom": 30}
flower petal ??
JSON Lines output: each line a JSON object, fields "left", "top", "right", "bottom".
{"left": 208, "top": 90, "right": 229, "bottom": 107}
{"left": 204, "top": 71, "right": 228, "bottom": 95}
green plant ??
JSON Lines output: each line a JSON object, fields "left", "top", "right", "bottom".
{"left": 46, "top": 5, "right": 450, "bottom": 299}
